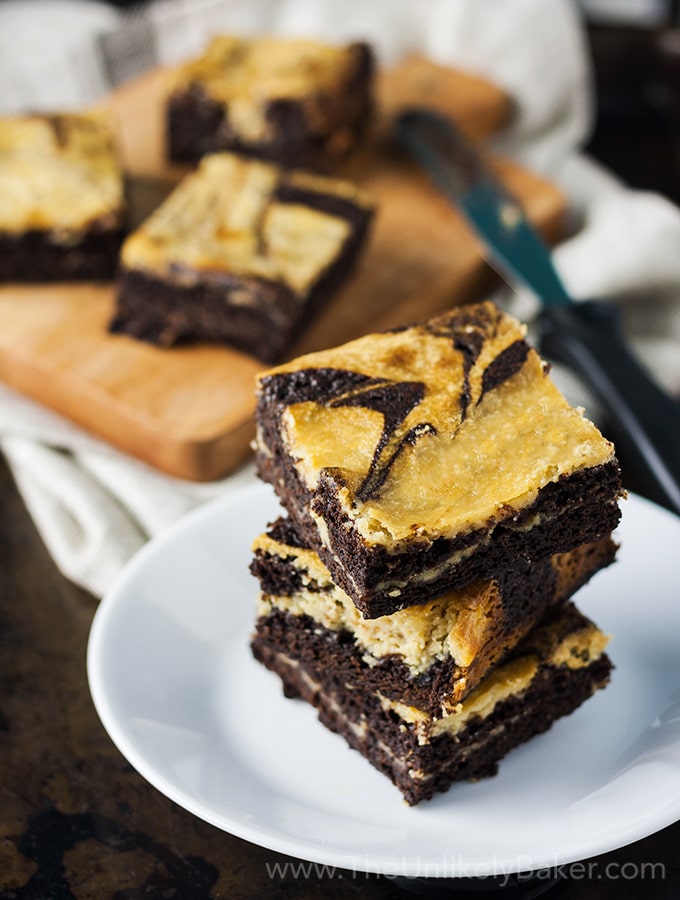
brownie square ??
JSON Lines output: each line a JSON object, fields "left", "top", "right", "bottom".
{"left": 166, "top": 35, "right": 374, "bottom": 168}
{"left": 252, "top": 600, "right": 613, "bottom": 805}
{"left": 252, "top": 517, "right": 617, "bottom": 716}
{"left": 110, "top": 152, "right": 374, "bottom": 362}
{"left": 254, "top": 301, "right": 623, "bottom": 616}
{"left": 0, "top": 112, "right": 125, "bottom": 282}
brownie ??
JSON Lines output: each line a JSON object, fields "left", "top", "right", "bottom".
{"left": 254, "top": 301, "right": 624, "bottom": 616}
{"left": 251, "top": 520, "right": 617, "bottom": 716}
{"left": 252, "top": 601, "right": 613, "bottom": 805}
{"left": 166, "top": 35, "right": 374, "bottom": 168}
{"left": 110, "top": 152, "right": 374, "bottom": 362}
{"left": 0, "top": 112, "right": 125, "bottom": 282}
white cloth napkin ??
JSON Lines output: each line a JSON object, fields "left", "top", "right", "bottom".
{"left": 1, "top": 0, "right": 679, "bottom": 598}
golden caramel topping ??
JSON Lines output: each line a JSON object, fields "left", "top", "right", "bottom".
{"left": 171, "top": 35, "right": 365, "bottom": 142}
{"left": 254, "top": 529, "right": 503, "bottom": 673}
{"left": 0, "top": 112, "right": 123, "bottom": 234}
{"left": 121, "top": 153, "right": 370, "bottom": 293}
{"left": 378, "top": 610, "right": 609, "bottom": 741}
{"left": 261, "top": 302, "right": 616, "bottom": 545}
{"left": 431, "top": 656, "right": 539, "bottom": 737}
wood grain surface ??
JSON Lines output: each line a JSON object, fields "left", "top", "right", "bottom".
{"left": 0, "top": 57, "right": 565, "bottom": 481}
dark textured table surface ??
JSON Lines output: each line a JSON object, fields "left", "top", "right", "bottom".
{"left": 2, "top": 447, "right": 680, "bottom": 900}
{"left": 1, "top": 23, "right": 680, "bottom": 900}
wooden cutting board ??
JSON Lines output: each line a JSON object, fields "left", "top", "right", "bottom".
{"left": 0, "top": 57, "right": 566, "bottom": 482}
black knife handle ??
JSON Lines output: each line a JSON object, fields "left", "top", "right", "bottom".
{"left": 537, "top": 299, "right": 680, "bottom": 516}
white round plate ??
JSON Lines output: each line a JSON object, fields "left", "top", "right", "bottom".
{"left": 88, "top": 484, "right": 680, "bottom": 878}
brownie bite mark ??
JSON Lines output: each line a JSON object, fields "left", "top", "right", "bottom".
{"left": 252, "top": 521, "right": 617, "bottom": 716}
{"left": 254, "top": 301, "right": 623, "bottom": 615}
{"left": 166, "top": 35, "right": 374, "bottom": 167}
{"left": 110, "top": 152, "right": 373, "bottom": 362}
{"left": 251, "top": 601, "right": 613, "bottom": 805}
{"left": 0, "top": 112, "right": 125, "bottom": 281}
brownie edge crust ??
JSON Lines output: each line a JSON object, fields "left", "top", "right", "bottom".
{"left": 0, "top": 226, "right": 124, "bottom": 283}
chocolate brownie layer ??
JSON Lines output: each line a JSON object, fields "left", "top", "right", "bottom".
{"left": 0, "top": 112, "right": 124, "bottom": 281}
{"left": 166, "top": 36, "right": 374, "bottom": 168}
{"left": 111, "top": 153, "right": 373, "bottom": 362}
{"left": 0, "top": 227, "right": 123, "bottom": 282}
{"left": 251, "top": 602, "right": 613, "bottom": 805}
{"left": 255, "top": 301, "right": 623, "bottom": 615}
{"left": 252, "top": 523, "right": 617, "bottom": 715}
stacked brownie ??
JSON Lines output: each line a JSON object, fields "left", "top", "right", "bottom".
{"left": 250, "top": 300, "right": 623, "bottom": 805}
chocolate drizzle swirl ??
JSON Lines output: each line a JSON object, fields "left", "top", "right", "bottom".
{"left": 422, "top": 307, "right": 491, "bottom": 422}
{"left": 479, "top": 339, "right": 530, "bottom": 401}
{"left": 263, "top": 368, "right": 435, "bottom": 501}
{"left": 421, "top": 307, "right": 530, "bottom": 415}
{"left": 262, "top": 304, "right": 532, "bottom": 503}
{"left": 325, "top": 380, "right": 434, "bottom": 500}
{"left": 325, "top": 376, "right": 435, "bottom": 501}
{"left": 45, "top": 115, "right": 71, "bottom": 148}
{"left": 264, "top": 367, "right": 375, "bottom": 407}
{"left": 453, "top": 333, "right": 483, "bottom": 422}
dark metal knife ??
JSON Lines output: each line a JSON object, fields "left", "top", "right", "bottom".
{"left": 395, "top": 108, "right": 680, "bottom": 517}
